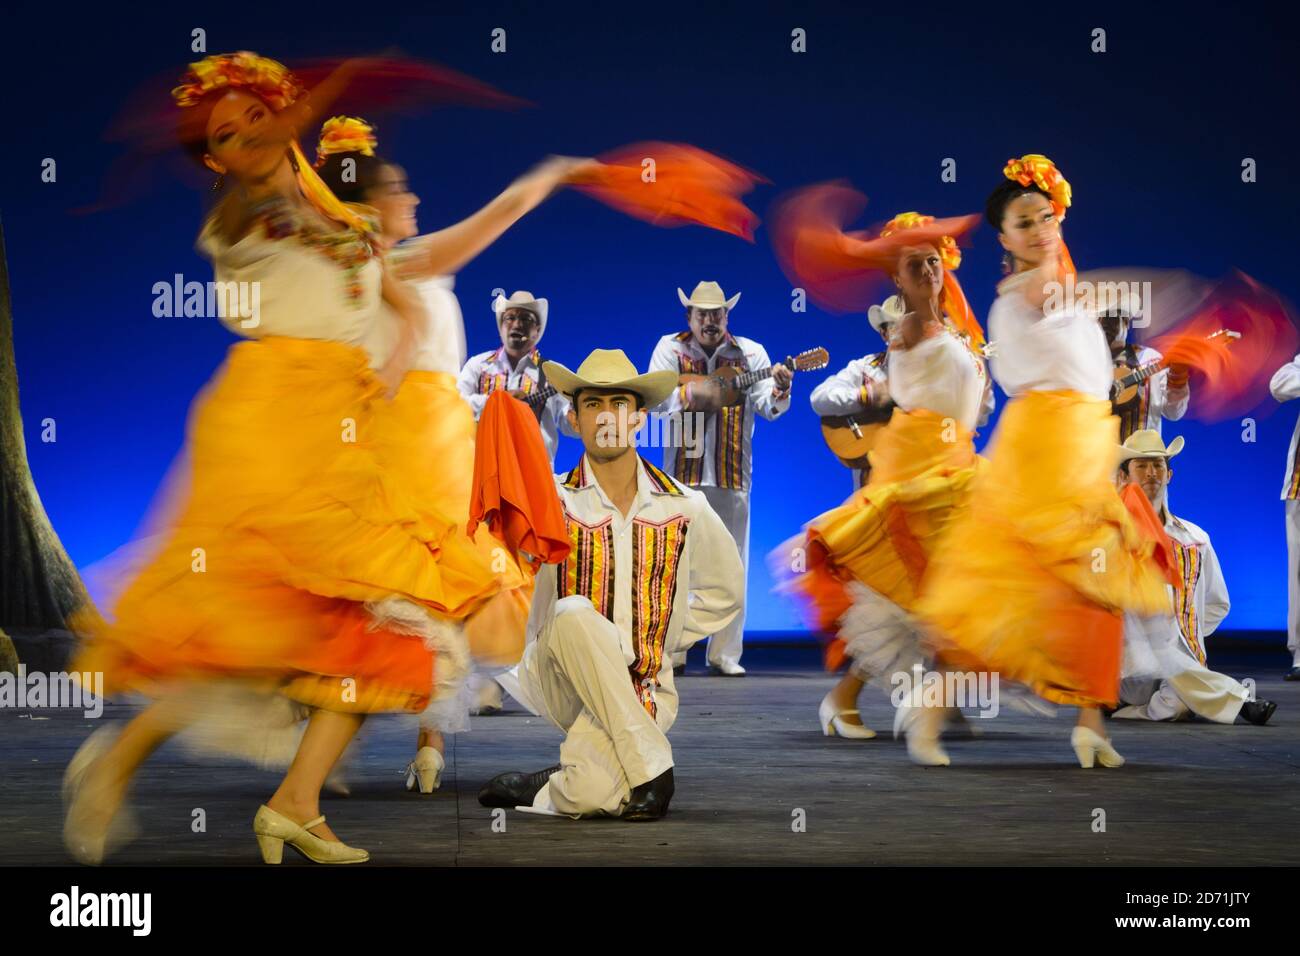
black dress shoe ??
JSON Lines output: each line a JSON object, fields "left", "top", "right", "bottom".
{"left": 478, "top": 765, "right": 561, "bottom": 808}
{"left": 673, "top": 664, "right": 686, "bottom": 676}
{"left": 622, "top": 768, "right": 674, "bottom": 822}
{"left": 1285, "top": 667, "right": 1300, "bottom": 682}
{"left": 1240, "top": 700, "right": 1277, "bottom": 726}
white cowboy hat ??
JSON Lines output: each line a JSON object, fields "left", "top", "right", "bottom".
{"left": 678, "top": 280, "right": 740, "bottom": 311}
{"left": 1096, "top": 283, "right": 1143, "bottom": 319}
{"left": 868, "top": 294, "right": 906, "bottom": 334}
{"left": 493, "top": 290, "right": 548, "bottom": 343}
{"left": 1117, "top": 428, "right": 1184, "bottom": 466}
{"left": 542, "top": 349, "right": 679, "bottom": 409}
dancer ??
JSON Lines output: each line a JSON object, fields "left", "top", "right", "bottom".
{"left": 314, "top": 116, "right": 543, "bottom": 792}
{"left": 1270, "top": 352, "right": 1300, "bottom": 680}
{"left": 913, "top": 155, "right": 1181, "bottom": 767}
{"left": 1113, "top": 431, "right": 1277, "bottom": 724}
{"left": 478, "top": 349, "right": 745, "bottom": 819}
{"left": 648, "top": 281, "right": 792, "bottom": 676}
{"left": 773, "top": 210, "right": 991, "bottom": 749}
{"left": 61, "top": 53, "right": 585, "bottom": 864}
{"left": 1101, "top": 285, "right": 1190, "bottom": 442}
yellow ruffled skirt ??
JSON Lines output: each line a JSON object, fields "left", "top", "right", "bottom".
{"left": 72, "top": 337, "right": 519, "bottom": 715}
{"left": 916, "top": 391, "right": 1173, "bottom": 707}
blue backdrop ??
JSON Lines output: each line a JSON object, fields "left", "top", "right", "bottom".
{"left": 1, "top": 1, "right": 1295, "bottom": 636}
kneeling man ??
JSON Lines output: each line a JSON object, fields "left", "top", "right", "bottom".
{"left": 481, "top": 349, "right": 745, "bottom": 820}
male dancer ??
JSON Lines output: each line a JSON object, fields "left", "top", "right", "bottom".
{"left": 1114, "top": 430, "right": 1276, "bottom": 724}
{"left": 481, "top": 350, "right": 744, "bottom": 819}
{"left": 649, "top": 281, "right": 790, "bottom": 675}
{"left": 1270, "top": 352, "right": 1300, "bottom": 680}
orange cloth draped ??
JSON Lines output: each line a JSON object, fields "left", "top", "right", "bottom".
{"left": 469, "top": 390, "right": 571, "bottom": 568}
{"left": 570, "top": 142, "right": 764, "bottom": 240}
{"left": 72, "top": 338, "right": 513, "bottom": 713}
{"left": 917, "top": 391, "right": 1176, "bottom": 708}
{"left": 774, "top": 408, "right": 982, "bottom": 671}
{"left": 768, "top": 180, "right": 984, "bottom": 345}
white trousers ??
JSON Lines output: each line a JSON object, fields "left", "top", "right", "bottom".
{"left": 670, "top": 486, "right": 748, "bottom": 669}
{"left": 1116, "top": 660, "right": 1249, "bottom": 723}
{"left": 519, "top": 596, "right": 675, "bottom": 818}
{"left": 1287, "top": 500, "right": 1300, "bottom": 663}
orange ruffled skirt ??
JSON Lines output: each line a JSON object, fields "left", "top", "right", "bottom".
{"left": 916, "top": 390, "right": 1175, "bottom": 708}
{"left": 73, "top": 337, "right": 517, "bottom": 715}
{"left": 781, "top": 408, "right": 981, "bottom": 671}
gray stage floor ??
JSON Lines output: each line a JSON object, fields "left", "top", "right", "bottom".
{"left": 2, "top": 647, "right": 1297, "bottom": 866}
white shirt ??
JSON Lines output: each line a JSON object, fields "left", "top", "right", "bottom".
{"left": 809, "top": 352, "right": 889, "bottom": 417}
{"left": 649, "top": 332, "right": 791, "bottom": 492}
{"left": 1112, "top": 344, "right": 1189, "bottom": 440}
{"left": 521, "top": 454, "right": 745, "bottom": 716}
{"left": 1163, "top": 510, "right": 1230, "bottom": 665}
{"left": 988, "top": 271, "right": 1112, "bottom": 399}
{"left": 456, "top": 347, "right": 574, "bottom": 463}
{"left": 1269, "top": 353, "right": 1300, "bottom": 499}
{"left": 887, "top": 328, "right": 990, "bottom": 432}
{"left": 197, "top": 203, "right": 393, "bottom": 367}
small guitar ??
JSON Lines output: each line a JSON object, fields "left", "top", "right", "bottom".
{"left": 1111, "top": 328, "right": 1241, "bottom": 405}
{"left": 678, "top": 347, "right": 829, "bottom": 407}
{"left": 820, "top": 400, "right": 896, "bottom": 470}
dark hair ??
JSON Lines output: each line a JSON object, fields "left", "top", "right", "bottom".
{"left": 315, "top": 151, "right": 391, "bottom": 204}
{"left": 570, "top": 387, "right": 646, "bottom": 411}
{"left": 984, "top": 179, "right": 1052, "bottom": 231}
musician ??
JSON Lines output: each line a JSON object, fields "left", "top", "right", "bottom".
{"left": 1113, "top": 430, "right": 1277, "bottom": 724}
{"left": 457, "top": 290, "right": 575, "bottom": 464}
{"left": 809, "top": 296, "right": 899, "bottom": 489}
{"left": 1100, "top": 286, "right": 1190, "bottom": 442}
{"left": 1269, "top": 353, "right": 1300, "bottom": 680}
{"left": 648, "top": 281, "right": 792, "bottom": 676}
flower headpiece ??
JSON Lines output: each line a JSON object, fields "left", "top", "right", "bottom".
{"left": 316, "top": 116, "right": 378, "bottom": 166}
{"left": 172, "top": 52, "right": 304, "bottom": 111}
{"left": 1003, "top": 153, "right": 1072, "bottom": 220}
{"left": 880, "top": 212, "right": 962, "bottom": 271}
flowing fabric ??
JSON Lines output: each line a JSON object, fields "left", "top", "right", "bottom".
{"left": 917, "top": 391, "right": 1177, "bottom": 708}
{"left": 570, "top": 142, "right": 764, "bottom": 240}
{"left": 773, "top": 408, "right": 982, "bottom": 673}
{"left": 468, "top": 390, "right": 571, "bottom": 568}
{"left": 71, "top": 337, "right": 511, "bottom": 715}
{"left": 768, "top": 180, "right": 984, "bottom": 344}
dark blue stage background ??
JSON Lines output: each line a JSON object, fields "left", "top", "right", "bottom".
{"left": 1, "top": 2, "right": 1296, "bottom": 637}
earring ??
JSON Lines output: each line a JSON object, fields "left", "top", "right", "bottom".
{"left": 211, "top": 174, "right": 225, "bottom": 192}
{"left": 1001, "top": 251, "right": 1013, "bottom": 274}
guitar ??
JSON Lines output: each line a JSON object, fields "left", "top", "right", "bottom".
{"left": 1111, "top": 328, "right": 1241, "bottom": 405}
{"left": 820, "top": 400, "right": 896, "bottom": 470}
{"left": 678, "top": 347, "right": 829, "bottom": 407}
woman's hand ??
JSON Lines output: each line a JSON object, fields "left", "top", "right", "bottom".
{"left": 505, "top": 155, "right": 601, "bottom": 211}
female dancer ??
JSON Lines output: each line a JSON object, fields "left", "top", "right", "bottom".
{"left": 314, "top": 116, "right": 535, "bottom": 793}
{"left": 771, "top": 199, "right": 991, "bottom": 761}
{"left": 913, "top": 155, "right": 1177, "bottom": 767}
{"left": 62, "top": 52, "right": 587, "bottom": 864}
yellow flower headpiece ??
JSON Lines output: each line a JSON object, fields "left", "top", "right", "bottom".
{"left": 1003, "top": 153, "right": 1072, "bottom": 220}
{"left": 880, "top": 212, "right": 962, "bottom": 271}
{"left": 172, "top": 51, "right": 303, "bottom": 111}
{"left": 316, "top": 116, "right": 378, "bottom": 166}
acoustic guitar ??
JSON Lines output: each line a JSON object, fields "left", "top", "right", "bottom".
{"left": 678, "top": 347, "right": 829, "bottom": 407}
{"left": 1111, "top": 328, "right": 1240, "bottom": 405}
{"left": 820, "top": 400, "right": 896, "bottom": 470}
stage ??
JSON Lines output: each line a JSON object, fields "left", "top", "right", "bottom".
{"left": 2, "top": 644, "right": 1296, "bottom": 867}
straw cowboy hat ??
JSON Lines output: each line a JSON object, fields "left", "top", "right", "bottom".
{"left": 542, "top": 349, "right": 679, "bottom": 409}
{"left": 868, "top": 294, "right": 906, "bottom": 333}
{"left": 678, "top": 280, "right": 740, "bottom": 311}
{"left": 1117, "top": 428, "right": 1184, "bottom": 466}
{"left": 493, "top": 290, "right": 548, "bottom": 342}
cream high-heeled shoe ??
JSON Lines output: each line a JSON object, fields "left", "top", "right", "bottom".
{"left": 253, "top": 805, "right": 369, "bottom": 864}
{"left": 818, "top": 693, "right": 877, "bottom": 739}
{"left": 1071, "top": 726, "right": 1125, "bottom": 768}
{"left": 905, "top": 706, "right": 951, "bottom": 766}
{"left": 62, "top": 726, "right": 138, "bottom": 865}
{"left": 404, "top": 746, "right": 445, "bottom": 793}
